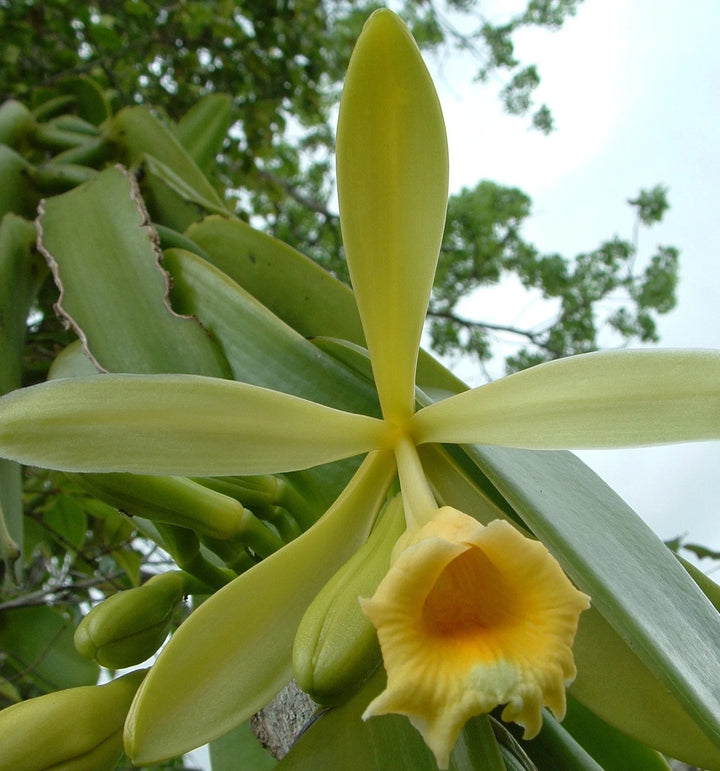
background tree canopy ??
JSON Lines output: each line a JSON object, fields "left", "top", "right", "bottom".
{"left": 0, "top": 0, "right": 679, "bottom": 376}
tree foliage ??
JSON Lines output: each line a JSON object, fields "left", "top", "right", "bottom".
{"left": 430, "top": 181, "right": 677, "bottom": 373}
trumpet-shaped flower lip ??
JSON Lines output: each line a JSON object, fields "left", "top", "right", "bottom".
{"left": 337, "top": 9, "right": 448, "bottom": 423}
{"left": 361, "top": 508, "right": 590, "bottom": 769}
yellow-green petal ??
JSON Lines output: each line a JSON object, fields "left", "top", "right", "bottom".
{"left": 0, "top": 374, "right": 388, "bottom": 475}
{"left": 411, "top": 349, "right": 720, "bottom": 449}
{"left": 336, "top": 9, "right": 448, "bottom": 423}
{"left": 124, "top": 450, "right": 397, "bottom": 764}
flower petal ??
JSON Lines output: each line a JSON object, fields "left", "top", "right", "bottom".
{"left": 336, "top": 9, "right": 448, "bottom": 423}
{"left": 0, "top": 374, "right": 388, "bottom": 475}
{"left": 411, "top": 349, "right": 720, "bottom": 449}
{"left": 361, "top": 508, "right": 589, "bottom": 769}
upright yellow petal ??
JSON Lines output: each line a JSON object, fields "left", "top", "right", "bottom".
{"left": 361, "top": 508, "right": 589, "bottom": 769}
{"left": 337, "top": 9, "right": 449, "bottom": 424}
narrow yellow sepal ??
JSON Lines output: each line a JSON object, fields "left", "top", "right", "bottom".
{"left": 0, "top": 374, "right": 389, "bottom": 475}
{"left": 337, "top": 9, "right": 449, "bottom": 423}
{"left": 411, "top": 349, "right": 720, "bottom": 449}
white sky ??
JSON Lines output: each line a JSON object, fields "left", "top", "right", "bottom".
{"left": 431, "top": 0, "right": 720, "bottom": 557}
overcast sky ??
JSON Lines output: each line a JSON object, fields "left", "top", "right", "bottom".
{"left": 430, "top": 0, "right": 720, "bottom": 558}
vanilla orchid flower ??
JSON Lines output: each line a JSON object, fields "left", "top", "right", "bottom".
{"left": 0, "top": 7, "right": 719, "bottom": 767}
{"left": 361, "top": 508, "right": 590, "bottom": 769}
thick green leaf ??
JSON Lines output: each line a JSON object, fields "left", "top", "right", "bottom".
{"left": 0, "top": 606, "right": 99, "bottom": 691}
{"left": 124, "top": 450, "right": 397, "bottom": 763}
{"left": 185, "top": 216, "right": 465, "bottom": 397}
{"left": 43, "top": 494, "right": 87, "bottom": 552}
{"left": 501, "top": 711, "right": 602, "bottom": 771}
{"left": 209, "top": 721, "right": 277, "bottom": 771}
{"left": 0, "top": 374, "right": 387, "bottom": 476}
{"left": 277, "top": 667, "right": 506, "bottom": 771}
{"left": 36, "top": 166, "right": 231, "bottom": 376}
{"left": 140, "top": 153, "right": 229, "bottom": 230}
{"left": 175, "top": 93, "right": 232, "bottom": 173}
{"left": 0, "top": 99, "right": 35, "bottom": 147}
{"left": 570, "top": 604, "right": 720, "bottom": 768}
{"left": 163, "top": 247, "right": 381, "bottom": 415}
{"left": 0, "top": 214, "right": 46, "bottom": 561}
{"left": 107, "top": 106, "right": 228, "bottom": 209}
{"left": 56, "top": 75, "right": 111, "bottom": 125}
{"left": 465, "top": 444, "right": 720, "bottom": 766}
{"left": 0, "top": 145, "right": 39, "bottom": 219}
{"left": 187, "top": 216, "right": 366, "bottom": 344}
{"left": 561, "top": 696, "right": 670, "bottom": 771}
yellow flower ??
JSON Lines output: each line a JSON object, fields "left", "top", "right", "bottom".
{"left": 361, "top": 507, "right": 589, "bottom": 768}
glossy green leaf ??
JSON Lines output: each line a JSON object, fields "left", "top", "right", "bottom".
{"left": 186, "top": 216, "right": 367, "bottom": 345}
{"left": 500, "top": 711, "right": 602, "bottom": 771}
{"left": 277, "top": 667, "right": 506, "bottom": 771}
{"left": 0, "top": 99, "right": 35, "bottom": 147}
{"left": 43, "top": 494, "right": 88, "bottom": 552}
{"left": 209, "top": 721, "right": 277, "bottom": 771}
{"left": 107, "top": 106, "right": 227, "bottom": 209}
{"left": 124, "top": 450, "right": 397, "bottom": 763}
{"left": 570, "top": 604, "right": 720, "bottom": 768}
{"left": 337, "top": 9, "right": 448, "bottom": 421}
{"left": 55, "top": 75, "right": 111, "bottom": 125}
{"left": 163, "top": 247, "right": 381, "bottom": 415}
{"left": 0, "top": 214, "right": 45, "bottom": 561}
{"left": 140, "top": 153, "right": 229, "bottom": 230}
{"left": 562, "top": 696, "right": 670, "bottom": 771}
{"left": 175, "top": 93, "right": 233, "bottom": 173}
{"left": 0, "top": 606, "right": 99, "bottom": 692}
{"left": 0, "top": 145, "right": 39, "bottom": 219}
{"left": 465, "top": 443, "right": 720, "bottom": 766}
{"left": 184, "top": 216, "right": 465, "bottom": 399}
{"left": 413, "top": 349, "right": 720, "bottom": 448}
{"left": 36, "top": 166, "right": 231, "bottom": 376}
{"left": 0, "top": 374, "right": 387, "bottom": 476}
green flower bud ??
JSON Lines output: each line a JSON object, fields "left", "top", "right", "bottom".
{"left": 75, "top": 572, "right": 185, "bottom": 669}
{"left": 293, "top": 494, "right": 405, "bottom": 705}
{"left": 0, "top": 669, "right": 145, "bottom": 771}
